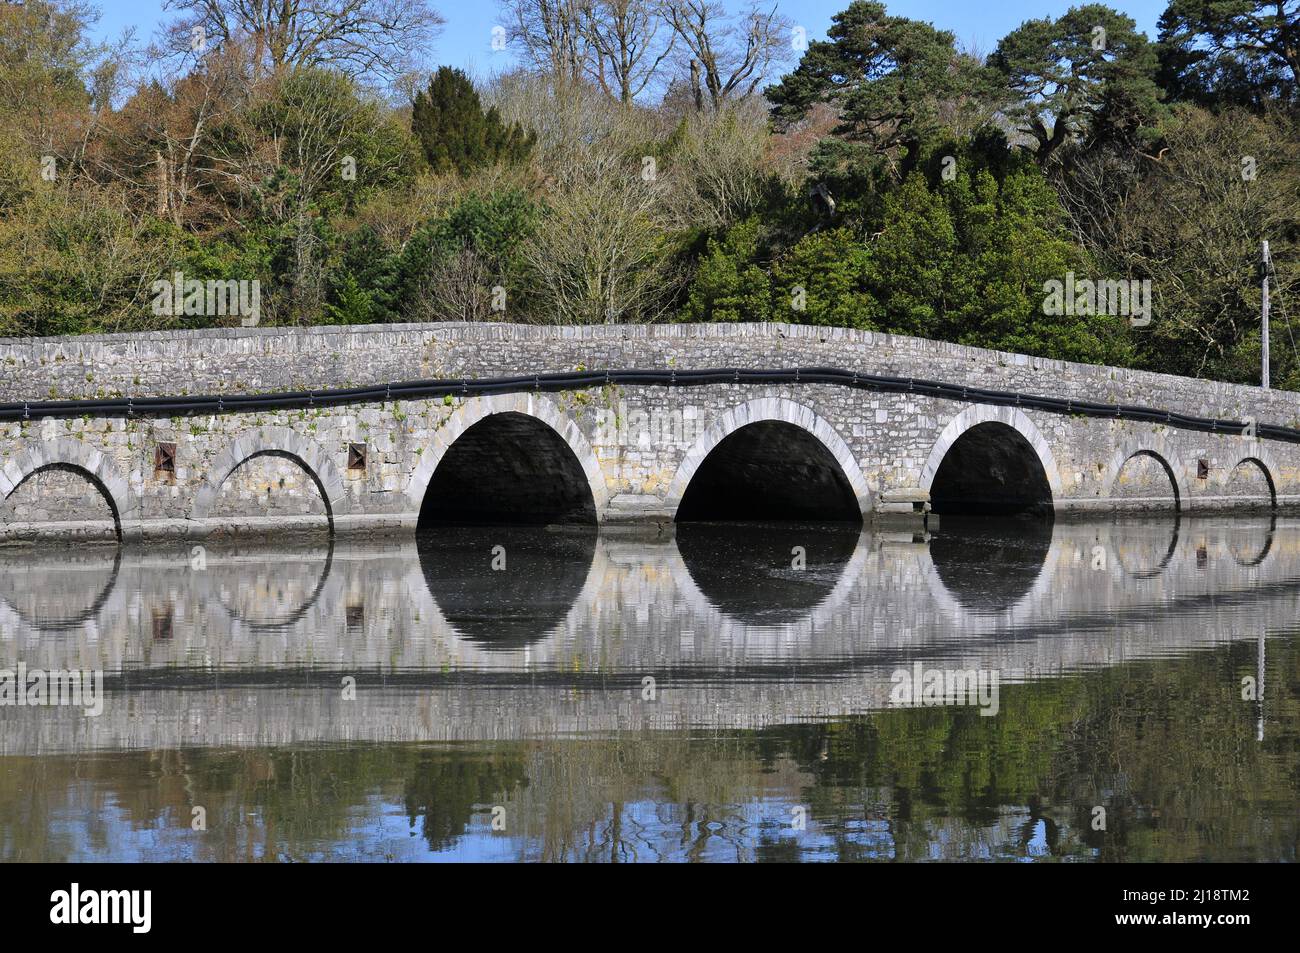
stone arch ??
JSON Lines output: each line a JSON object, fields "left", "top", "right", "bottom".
{"left": 0, "top": 436, "right": 138, "bottom": 537}
{"left": 405, "top": 393, "right": 609, "bottom": 518}
{"left": 1224, "top": 454, "right": 1277, "bottom": 510}
{"left": 191, "top": 426, "right": 348, "bottom": 526}
{"left": 921, "top": 405, "right": 1063, "bottom": 507}
{"left": 664, "top": 397, "right": 872, "bottom": 520}
{"left": 1099, "top": 436, "right": 1189, "bottom": 510}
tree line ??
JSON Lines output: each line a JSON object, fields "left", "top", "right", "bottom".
{"left": 0, "top": 0, "right": 1297, "bottom": 389}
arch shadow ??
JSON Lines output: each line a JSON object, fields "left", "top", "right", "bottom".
{"left": 674, "top": 523, "right": 861, "bottom": 623}
{"left": 417, "top": 526, "right": 597, "bottom": 650}
{"left": 0, "top": 546, "right": 122, "bottom": 632}
{"left": 1109, "top": 515, "right": 1182, "bottom": 580}
{"left": 407, "top": 394, "right": 607, "bottom": 526}
{"left": 213, "top": 541, "right": 336, "bottom": 632}
{"left": 666, "top": 398, "right": 871, "bottom": 522}
{"left": 922, "top": 406, "right": 1061, "bottom": 516}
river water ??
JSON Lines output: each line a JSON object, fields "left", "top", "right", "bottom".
{"left": 0, "top": 515, "right": 1296, "bottom": 862}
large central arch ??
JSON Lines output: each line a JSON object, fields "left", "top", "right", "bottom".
{"left": 409, "top": 394, "right": 606, "bottom": 526}
{"left": 922, "top": 405, "right": 1062, "bottom": 515}
{"left": 666, "top": 398, "right": 871, "bottom": 522}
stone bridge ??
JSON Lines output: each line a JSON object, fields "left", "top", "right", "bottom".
{"left": 1, "top": 322, "right": 1298, "bottom": 541}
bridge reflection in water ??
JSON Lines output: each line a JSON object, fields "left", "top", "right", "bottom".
{"left": 0, "top": 517, "right": 1298, "bottom": 861}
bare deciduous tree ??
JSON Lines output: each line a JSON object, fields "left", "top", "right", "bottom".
{"left": 662, "top": 97, "right": 771, "bottom": 231}
{"left": 161, "top": 0, "right": 444, "bottom": 85}
{"left": 500, "top": 0, "right": 590, "bottom": 86}
{"left": 583, "top": 0, "right": 674, "bottom": 104}
{"left": 523, "top": 150, "right": 680, "bottom": 324}
{"left": 484, "top": 68, "right": 665, "bottom": 169}
{"left": 96, "top": 42, "right": 255, "bottom": 229}
{"left": 662, "top": 0, "right": 789, "bottom": 111}
{"left": 1057, "top": 106, "right": 1300, "bottom": 380}
{"left": 411, "top": 247, "right": 499, "bottom": 322}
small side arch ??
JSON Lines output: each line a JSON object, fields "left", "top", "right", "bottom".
{"left": 1099, "top": 436, "right": 1190, "bottom": 510}
{"left": 404, "top": 393, "right": 609, "bottom": 517}
{"left": 1224, "top": 454, "right": 1277, "bottom": 510}
{"left": 664, "top": 397, "right": 873, "bottom": 520}
{"left": 0, "top": 436, "right": 138, "bottom": 536}
{"left": 921, "top": 405, "right": 1064, "bottom": 502}
{"left": 191, "top": 426, "right": 348, "bottom": 525}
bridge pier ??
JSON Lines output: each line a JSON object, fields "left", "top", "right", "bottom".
{"left": 872, "top": 488, "right": 932, "bottom": 532}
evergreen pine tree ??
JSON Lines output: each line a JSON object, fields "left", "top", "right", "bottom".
{"left": 411, "top": 67, "right": 535, "bottom": 175}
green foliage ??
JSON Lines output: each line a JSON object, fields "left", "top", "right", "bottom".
{"left": 0, "top": 1, "right": 1295, "bottom": 390}
{"left": 871, "top": 150, "right": 1130, "bottom": 363}
{"left": 774, "top": 229, "right": 876, "bottom": 328}
{"left": 411, "top": 67, "right": 535, "bottom": 175}
{"left": 387, "top": 190, "right": 541, "bottom": 318}
{"left": 218, "top": 68, "right": 420, "bottom": 221}
{"left": 991, "top": 4, "right": 1166, "bottom": 160}
{"left": 322, "top": 273, "right": 379, "bottom": 325}
{"left": 0, "top": 185, "right": 177, "bottom": 337}
{"left": 681, "top": 131, "right": 1129, "bottom": 364}
{"left": 682, "top": 218, "right": 772, "bottom": 323}
{"left": 328, "top": 226, "right": 403, "bottom": 323}
{"left": 767, "top": 0, "right": 992, "bottom": 159}
{"left": 1157, "top": 0, "right": 1300, "bottom": 108}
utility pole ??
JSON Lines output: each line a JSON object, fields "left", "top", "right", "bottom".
{"left": 1262, "top": 240, "right": 1271, "bottom": 389}
{"left": 1258, "top": 631, "right": 1266, "bottom": 743}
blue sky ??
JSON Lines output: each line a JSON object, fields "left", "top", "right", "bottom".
{"left": 92, "top": 1, "right": 1170, "bottom": 79}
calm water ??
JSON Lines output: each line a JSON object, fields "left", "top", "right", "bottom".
{"left": 0, "top": 516, "right": 1297, "bottom": 862}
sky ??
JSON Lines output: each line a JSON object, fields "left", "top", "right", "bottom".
{"left": 91, "top": 1, "right": 1170, "bottom": 80}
